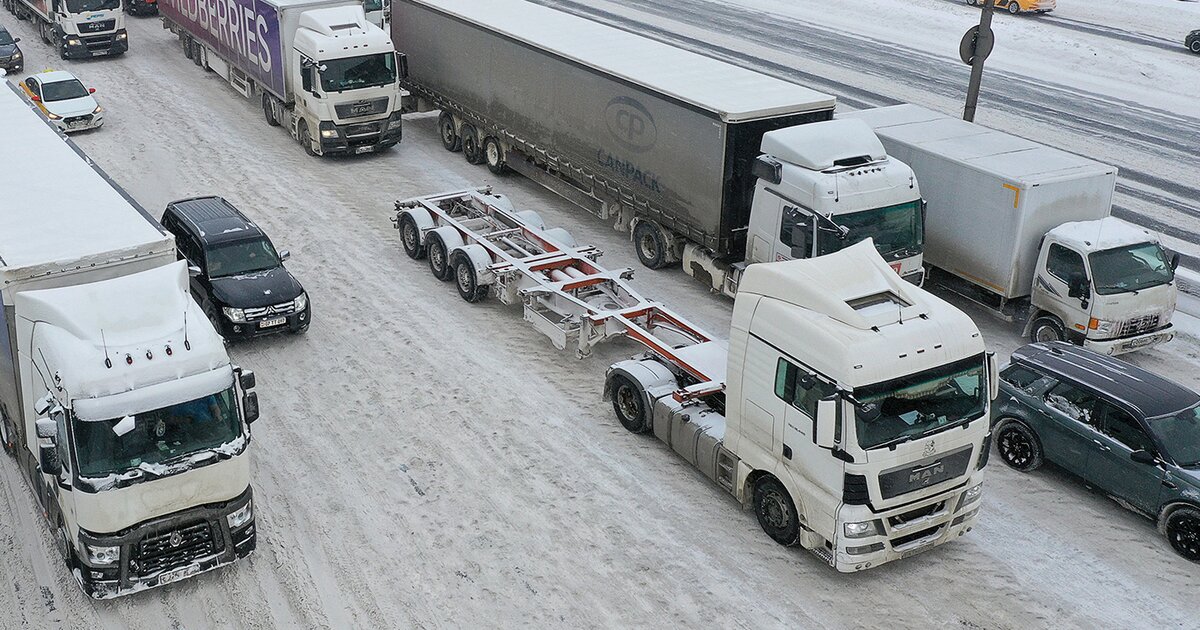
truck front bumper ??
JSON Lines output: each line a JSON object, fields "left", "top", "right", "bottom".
{"left": 75, "top": 486, "right": 256, "bottom": 599}
{"left": 61, "top": 30, "right": 129, "bottom": 58}
{"left": 1084, "top": 324, "right": 1174, "bottom": 356}
{"left": 318, "top": 113, "right": 402, "bottom": 155}
{"left": 827, "top": 476, "right": 983, "bottom": 572}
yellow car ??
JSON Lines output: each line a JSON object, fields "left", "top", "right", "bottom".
{"left": 965, "top": 0, "right": 1056, "bottom": 15}
{"left": 20, "top": 70, "right": 104, "bottom": 133}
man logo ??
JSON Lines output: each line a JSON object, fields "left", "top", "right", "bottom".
{"left": 605, "top": 96, "right": 657, "bottom": 153}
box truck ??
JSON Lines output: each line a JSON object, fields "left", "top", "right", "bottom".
{"left": 395, "top": 189, "right": 998, "bottom": 571}
{"left": 2, "top": 0, "right": 128, "bottom": 58}
{"left": 842, "top": 105, "right": 1177, "bottom": 355}
{"left": 0, "top": 82, "right": 260, "bottom": 598}
{"left": 160, "top": 0, "right": 404, "bottom": 156}
{"left": 391, "top": 0, "right": 927, "bottom": 294}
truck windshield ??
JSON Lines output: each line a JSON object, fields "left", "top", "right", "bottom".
{"left": 207, "top": 238, "right": 281, "bottom": 278}
{"left": 853, "top": 353, "right": 987, "bottom": 450}
{"left": 1088, "top": 242, "right": 1174, "bottom": 295}
{"left": 1151, "top": 405, "right": 1200, "bottom": 468}
{"left": 64, "top": 0, "right": 120, "bottom": 12}
{"left": 72, "top": 387, "right": 242, "bottom": 478}
{"left": 817, "top": 200, "right": 923, "bottom": 261}
{"left": 320, "top": 53, "right": 396, "bottom": 92}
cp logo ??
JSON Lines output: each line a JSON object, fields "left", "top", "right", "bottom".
{"left": 605, "top": 96, "right": 657, "bottom": 153}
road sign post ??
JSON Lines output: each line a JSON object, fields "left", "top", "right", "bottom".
{"left": 962, "top": 1, "right": 996, "bottom": 122}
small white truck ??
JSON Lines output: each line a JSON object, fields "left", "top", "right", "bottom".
{"left": 842, "top": 105, "right": 1178, "bottom": 355}
{"left": 160, "top": 0, "right": 404, "bottom": 156}
{"left": 0, "top": 82, "right": 260, "bottom": 598}
{"left": 394, "top": 189, "right": 997, "bottom": 571}
{"left": 2, "top": 0, "right": 128, "bottom": 58}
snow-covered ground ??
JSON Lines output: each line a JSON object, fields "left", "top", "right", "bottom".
{"left": 1, "top": 3, "right": 1199, "bottom": 628}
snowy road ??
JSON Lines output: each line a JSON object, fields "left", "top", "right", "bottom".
{"left": 2, "top": 4, "right": 1200, "bottom": 629}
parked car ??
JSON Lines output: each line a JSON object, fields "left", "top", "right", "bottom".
{"left": 1188, "top": 30, "right": 1200, "bottom": 55}
{"left": 0, "top": 25, "right": 22, "bottom": 74}
{"left": 19, "top": 71, "right": 103, "bottom": 132}
{"left": 161, "top": 196, "right": 310, "bottom": 339}
{"left": 964, "top": 0, "right": 1055, "bottom": 15}
{"left": 992, "top": 341, "right": 1200, "bottom": 561}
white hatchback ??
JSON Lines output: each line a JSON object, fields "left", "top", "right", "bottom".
{"left": 21, "top": 70, "right": 104, "bottom": 133}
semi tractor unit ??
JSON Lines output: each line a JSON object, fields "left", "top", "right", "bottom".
{"left": 394, "top": 189, "right": 998, "bottom": 571}
{"left": 391, "top": 0, "right": 927, "bottom": 294}
{"left": 2, "top": 0, "right": 128, "bottom": 58}
{"left": 842, "top": 105, "right": 1177, "bottom": 355}
{"left": 0, "top": 83, "right": 260, "bottom": 598}
{"left": 160, "top": 0, "right": 404, "bottom": 156}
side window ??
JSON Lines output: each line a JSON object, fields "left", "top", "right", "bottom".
{"left": 1046, "top": 244, "right": 1085, "bottom": 283}
{"left": 775, "top": 358, "right": 837, "bottom": 419}
{"left": 301, "top": 65, "right": 314, "bottom": 92}
{"left": 1043, "top": 381, "right": 1099, "bottom": 426}
{"left": 1100, "top": 404, "right": 1154, "bottom": 452}
{"left": 25, "top": 78, "right": 40, "bottom": 97}
{"left": 778, "top": 206, "right": 811, "bottom": 259}
{"left": 55, "top": 411, "right": 70, "bottom": 474}
{"left": 1001, "top": 365, "right": 1043, "bottom": 390}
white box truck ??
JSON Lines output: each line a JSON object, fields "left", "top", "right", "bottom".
{"left": 395, "top": 189, "right": 998, "bottom": 571}
{"left": 842, "top": 105, "right": 1177, "bottom": 355}
{"left": 160, "top": 0, "right": 404, "bottom": 155}
{"left": 2, "top": 0, "right": 128, "bottom": 58}
{"left": 392, "top": 0, "right": 927, "bottom": 293}
{"left": 0, "top": 82, "right": 260, "bottom": 598}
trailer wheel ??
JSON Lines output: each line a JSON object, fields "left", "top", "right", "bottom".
{"left": 753, "top": 476, "right": 802, "bottom": 547}
{"left": 610, "top": 375, "right": 650, "bottom": 433}
{"left": 182, "top": 35, "right": 194, "bottom": 59}
{"left": 1029, "top": 316, "right": 1065, "bottom": 344}
{"left": 437, "top": 112, "right": 461, "bottom": 152}
{"left": 192, "top": 40, "right": 204, "bottom": 67}
{"left": 633, "top": 221, "right": 671, "bottom": 270}
{"left": 427, "top": 233, "right": 453, "bottom": 281}
{"left": 483, "top": 137, "right": 507, "bottom": 175}
{"left": 262, "top": 94, "right": 280, "bottom": 127}
{"left": 399, "top": 215, "right": 427, "bottom": 260}
{"left": 453, "top": 256, "right": 489, "bottom": 303}
{"left": 461, "top": 125, "right": 485, "bottom": 165}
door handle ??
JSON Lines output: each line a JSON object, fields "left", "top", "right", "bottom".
{"left": 1163, "top": 480, "right": 1178, "bottom": 489}
{"left": 1091, "top": 439, "right": 1110, "bottom": 452}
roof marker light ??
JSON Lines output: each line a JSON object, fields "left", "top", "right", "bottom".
{"left": 146, "top": 350, "right": 153, "bottom": 360}
{"left": 165, "top": 345, "right": 173, "bottom": 356}
{"left": 125, "top": 354, "right": 133, "bottom": 365}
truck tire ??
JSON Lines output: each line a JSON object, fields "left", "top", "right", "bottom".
{"left": 453, "top": 256, "right": 488, "bottom": 303}
{"left": 461, "top": 125, "right": 484, "bottom": 165}
{"left": 610, "top": 374, "right": 650, "bottom": 433}
{"left": 994, "top": 418, "right": 1043, "bottom": 472}
{"left": 399, "top": 214, "right": 427, "bottom": 260}
{"left": 1029, "top": 316, "right": 1065, "bottom": 344}
{"left": 192, "top": 40, "right": 204, "bottom": 67}
{"left": 426, "top": 233, "right": 453, "bottom": 281}
{"left": 438, "top": 111, "right": 461, "bottom": 152}
{"left": 753, "top": 476, "right": 802, "bottom": 547}
{"left": 1, "top": 413, "right": 16, "bottom": 458}
{"left": 262, "top": 94, "right": 280, "bottom": 127}
{"left": 633, "top": 221, "right": 670, "bottom": 270}
{"left": 298, "top": 121, "right": 317, "bottom": 157}
{"left": 1165, "top": 507, "right": 1200, "bottom": 562}
{"left": 182, "top": 35, "right": 194, "bottom": 59}
{"left": 483, "top": 137, "right": 506, "bottom": 175}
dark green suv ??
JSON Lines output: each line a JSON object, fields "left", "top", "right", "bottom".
{"left": 992, "top": 341, "right": 1200, "bottom": 561}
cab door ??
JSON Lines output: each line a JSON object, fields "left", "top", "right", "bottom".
{"left": 1033, "top": 243, "right": 1092, "bottom": 337}
{"left": 771, "top": 205, "right": 814, "bottom": 264}
{"left": 1086, "top": 403, "right": 1164, "bottom": 515}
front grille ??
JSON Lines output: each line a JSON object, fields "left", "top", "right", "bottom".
{"left": 843, "top": 473, "right": 870, "bottom": 505}
{"left": 889, "top": 501, "right": 945, "bottom": 528}
{"left": 334, "top": 97, "right": 389, "bottom": 119}
{"left": 1119, "top": 314, "right": 1160, "bottom": 337}
{"left": 244, "top": 300, "right": 296, "bottom": 320}
{"left": 891, "top": 524, "right": 942, "bottom": 549}
{"left": 78, "top": 19, "right": 115, "bottom": 33}
{"left": 131, "top": 521, "right": 216, "bottom": 576}
{"left": 878, "top": 445, "right": 973, "bottom": 500}
{"left": 344, "top": 122, "right": 382, "bottom": 138}
{"left": 64, "top": 114, "right": 94, "bottom": 124}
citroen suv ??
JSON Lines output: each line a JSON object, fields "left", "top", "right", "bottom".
{"left": 161, "top": 196, "right": 310, "bottom": 339}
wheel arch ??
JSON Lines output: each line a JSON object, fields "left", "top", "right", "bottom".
{"left": 1158, "top": 500, "right": 1200, "bottom": 535}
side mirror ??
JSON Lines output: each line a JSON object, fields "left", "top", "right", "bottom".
{"left": 396, "top": 52, "right": 409, "bottom": 80}
{"left": 88, "top": 87, "right": 96, "bottom": 94}
{"left": 278, "top": 250, "right": 290, "bottom": 262}
{"left": 35, "top": 417, "right": 58, "bottom": 440}
{"left": 815, "top": 397, "right": 838, "bottom": 449}
{"left": 751, "top": 156, "right": 783, "bottom": 186}
{"left": 1130, "top": 450, "right": 1157, "bottom": 465}
{"left": 238, "top": 369, "right": 256, "bottom": 391}
{"left": 1067, "top": 273, "right": 1089, "bottom": 299}
{"left": 30, "top": 94, "right": 40, "bottom": 102}
{"left": 34, "top": 392, "right": 55, "bottom": 417}
{"left": 187, "top": 264, "right": 202, "bottom": 277}
{"left": 986, "top": 352, "right": 1000, "bottom": 401}
{"left": 40, "top": 444, "right": 61, "bottom": 476}
{"left": 1170, "top": 252, "right": 1181, "bottom": 271}
{"left": 242, "top": 391, "right": 259, "bottom": 424}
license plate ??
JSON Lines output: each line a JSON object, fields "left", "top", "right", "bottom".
{"left": 354, "top": 146, "right": 374, "bottom": 154}
{"left": 259, "top": 317, "right": 287, "bottom": 328}
{"left": 157, "top": 563, "right": 199, "bottom": 585}
{"left": 1124, "top": 335, "right": 1160, "bottom": 350}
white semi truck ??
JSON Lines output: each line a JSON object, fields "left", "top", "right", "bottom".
{"left": 160, "top": 0, "right": 404, "bottom": 156}
{"left": 392, "top": 0, "right": 927, "bottom": 292}
{"left": 394, "top": 189, "right": 997, "bottom": 571}
{"left": 0, "top": 82, "right": 260, "bottom": 598}
{"left": 842, "top": 105, "right": 1177, "bottom": 355}
{"left": 2, "top": 0, "right": 128, "bottom": 58}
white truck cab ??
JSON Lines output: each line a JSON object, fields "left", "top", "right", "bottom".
{"left": 11, "top": 0, "right": 128, "bottom": 59}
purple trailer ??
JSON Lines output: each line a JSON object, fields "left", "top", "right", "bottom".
{"left": 160, "top": 0, "right": 286, "bottom": 97}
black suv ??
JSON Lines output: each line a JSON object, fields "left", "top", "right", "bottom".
{"left": 0, "top": 25, "right": 22, "bottom": 74}
{"left": 161, "top": 196, "right": 309, "bottom": 339}
{"left": 992, "top": 342, "right": 1200, "bottom": 561}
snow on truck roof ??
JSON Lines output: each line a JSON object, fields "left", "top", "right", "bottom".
{"left": 401, "top": 0, "right": 836, "bottom": 122}
{"left": 0, "top": 82, "right": 172, "bottom": 282}
{"left": 1051, "top": 216, "right": 1162, "bottom": 252}
{"left": 841, "top": 104, "right": 1117, "bottom": 186}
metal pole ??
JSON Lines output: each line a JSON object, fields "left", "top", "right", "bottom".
{"left": 963, "top": 1, "right": 995, "bottom": 122}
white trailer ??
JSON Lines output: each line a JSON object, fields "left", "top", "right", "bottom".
{"left": 0, "top": 82, "right": 260, "bottom": 599}
{"left": 842, "top": 105, "right": 1178, "bottom": 355}
{"left": 394, "top": 189, "right": 999, "bottom": 572}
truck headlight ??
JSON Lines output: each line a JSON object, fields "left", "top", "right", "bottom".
{"left": 387, "top": 117, "right": 402, "bottom": 131}
{"left": 320, "top": 129, "right": 338, "bottom": 139}
{"left": 293, "top": 292, "right": 308, "bottom": 312}
{"left": 84, "top": 543, "right": 120, "bottom": 566}
{"left": 227, "top": 500, "right": 253, "bottom": 529}
{"left": 222, "top": 306, "right": 247, "bottom": 323}
{"left": 843, "top": 520, "right": 881, "bottom": 539}
{"left": 116, "top": 32, "right": 128, "bottom": 40}
{"left": 1088, "top": 318, "right": 1117, "bottom": 336}
{"left": 963, "top": 482, "right": 983, "bottom": 505}
{"left": 67, "top": 38, "right": 82, "bottom": 46}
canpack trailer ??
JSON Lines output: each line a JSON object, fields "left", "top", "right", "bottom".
{"left": 391, "top": 0, "right": 927, "bottom": 293}
{"left": 842, "top": 105, "right": 1177, "bottom": 355}
{"left": 2, "top": 0, "right": 127, "bottom": 58}
{"left": 394, "top": 188, "right": 999, "bottom": 571}
{"left": 0, "top": 82, "right": 261, "bottom": 598}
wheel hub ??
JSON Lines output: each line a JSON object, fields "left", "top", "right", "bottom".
{"left": 762, "top": 489, "right": 790, "bottom": 529}
{"left": 616, "top": 386, "right": 638, "bottom": 420}
{"left": 1000, "top": 430, "right": 1030, "bottom": 466}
